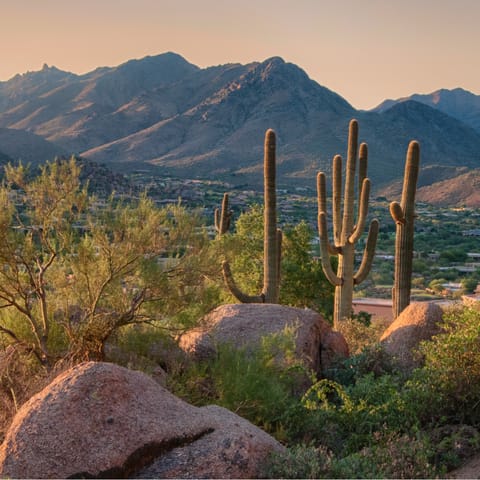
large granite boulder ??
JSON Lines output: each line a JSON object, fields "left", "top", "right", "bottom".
{"left": 179, "top": 303, "right": 348, "bottom": 375}
{"left": 380, "top": 302, "right": 444, "bottom": 371}
{"left": 0, "top": 361, "right": 283, "bottom": 479}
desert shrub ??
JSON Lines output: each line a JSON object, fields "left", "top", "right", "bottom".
{"left": 261, "top": 443, "right": 333, "bottom": 479}
{"left": 330, "top": 430, "right": 437, "bottom": 479}
{"left": 406, "top": 306, "right": 480, "bottom": 426}
{"left": 301, "top": 373, "right": 419, "bottom": 455}
{"left": 336, "top": 315, "right": 391, "bottom": 355}
{"left": 169, "top": 328, "right": 314, "bottom": 441}
{"left": 328, "top": 343, "right": 397, "bottom": 386}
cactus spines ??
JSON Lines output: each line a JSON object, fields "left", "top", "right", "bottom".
{"left": 390, "top": 140, "right": 420, "bottom": 319}
{"left": 317, "top": 119, "right": 379, "bottom": 326}
{"left": 222, "top": 129, "right": 281, "bottom": 303}
{"left": 214, "top": 193, "right": 233, "bottom": 235}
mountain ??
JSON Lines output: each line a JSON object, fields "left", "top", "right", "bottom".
{"left": 379, "top": 166, "right": 480, "bottom": 207}
{"left": 0, "top": 52, "right": 479, "bottom": 191}
{"left": 0, "top": 128, "right": 66, "bottom": 164}
{"left": 374, "top": 88, "right": 480, "bottom": 134}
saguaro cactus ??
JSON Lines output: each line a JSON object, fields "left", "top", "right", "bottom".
{"left": 317, "top": 119, "right": 379, "bottom": 326}
{"left": 222, "top": 129, "right": 282, "bottom": 303}
{"left": 390, "top": 141, "right": 420, "bottom": 319}
{"left": 214, "top": 192, "right": 233, "bottom": 235}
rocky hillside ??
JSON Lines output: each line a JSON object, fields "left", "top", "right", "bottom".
{"left": 1, "top": 53, "right": 479, "bottom": 190}
{"left": 379, "top": 165, "right": 480, "bottom": 207}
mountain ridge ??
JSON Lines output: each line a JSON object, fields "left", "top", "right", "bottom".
{"left": 0, "top": 52, "right": 479, "bottom": 193}
{"left": 373, "top": 87, "right": 480, "bottom": 133}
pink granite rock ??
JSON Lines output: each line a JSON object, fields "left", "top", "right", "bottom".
{"left": 179, "top": 303, "right": 348, "bottom": 375}
{"left": 0, "top": 361, "right": 283, "bottom": 479}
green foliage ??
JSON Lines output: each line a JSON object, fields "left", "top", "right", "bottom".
{"left": 221, "top": 204, "right": 264, "bottom": 297}
{"left": 329, "top": 431, "right": 437, "bottom": 479}
{"left": 301, "top": 374, "right": 416, "bottom": 455}
{"left": 406, "top": 306, "right": 480, "bottom": 426}
{"left": 0, "top": 159, "right": 222, "bottom": 367}
{"left": 170, "top": 328, "right": 313, "bottom": 441}
{"left": 280, "top": 221, "right": 334, "bottom": 318}
{"left": 439, "top": 248, "right": 468, "bottom": 264}
{"left": 223, "top": 207, "right": 334, "bottom": 318}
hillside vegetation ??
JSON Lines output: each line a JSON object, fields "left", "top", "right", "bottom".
{"left": 1, "top": 159, "right": 480, "bottom": 478}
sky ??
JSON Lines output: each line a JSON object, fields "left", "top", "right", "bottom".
{"left": 1, "top": 0, "right": 479, "bottom": 110}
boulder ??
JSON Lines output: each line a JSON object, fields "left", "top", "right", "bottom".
{"left": 135, "top": 405, "right": 282, "bottom": 479}
{"left": 0, "top": 361, "right": 283, "bottom": 479}
{"left": 179, "top": 303, "right": 348, "bottom": 375}
{"left": 380, "top": 302, "right": 444, "bottom": 371}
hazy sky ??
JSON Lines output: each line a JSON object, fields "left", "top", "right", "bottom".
{"left": 1, "top": 0, "right": 479, "bottom": 109}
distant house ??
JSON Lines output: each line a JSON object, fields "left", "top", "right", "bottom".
{"left": 352, "top": 298, "right": 393, "bottom": 322}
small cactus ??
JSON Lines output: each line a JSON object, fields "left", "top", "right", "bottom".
{"left": 222, "top": 129, "right": 281, "bottom": 303}
{"left": 390, "top": 141, "right": 420, "bottom": 319}
{"left": 214, "top": 193, "right": 232, "bottom": 235}
{"left": 317, "top": 119, "right": 379, "bottom": 326}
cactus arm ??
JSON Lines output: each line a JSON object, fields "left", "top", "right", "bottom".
{"left": 389, "top": 201, "right": 405, "bottom": 224}
{"left": 214, "top": 192, "right": 232, "bottom": 235}
{"left": 214, "top": 207, "right": 221, "bottom": 232}
{"left": 341, "top": 120, "right": 358, "bottom": 242}
{"left": 318, "top": 212, "right": 342, "bottom": 286}
{"left": 349, "top": 177, "right": 370, "bottom": 244}
{"left": 358, "top": 143, "right": 368, "bottom": 195}
{"left": 222, "top": 261, "right": 265, "bottom": 303}
{"left": 354, "top": 218, "right": 379, "bottom": 285}
{"left": 317, "top": 171, "right": 339, "bottom": 255}
{"left": 317, "top": 172, "right": 327, "bottom": 214}
{"left": 332, "top": 155, "right": 342, "bottom": 246}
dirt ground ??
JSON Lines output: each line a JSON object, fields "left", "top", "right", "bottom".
{"left": 450, "top": 453, "right": 480, "bottom": 478}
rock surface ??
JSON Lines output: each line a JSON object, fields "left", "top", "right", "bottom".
{"left": 179, "top": 303, "right": 348, "bottom": 375}
{"left": 0, "top": 361, "right": 283, "bottom": 479}
{"left": 135, "top": 405, "right": 282, "bottom": 479}
{"left": 380, "top": 302, "right": 444, "bottom": 371}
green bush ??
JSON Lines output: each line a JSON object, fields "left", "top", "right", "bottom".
{"left": 330, "top": 431, "right": 437, "bottom": 479}
{"left": 301, "top": 375, "right": 417, "bottom": 455}
{"left": 169, "top": 328, "right": 314, "bottom": 441}
{"left": 406, "top": 306, "right": 480, "bottom": 426}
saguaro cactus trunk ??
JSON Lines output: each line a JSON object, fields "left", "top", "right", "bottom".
{"left": 214, "top": 192, "right": 233, "bottom": 236}
{"left": 317, "top": 119, "right": 379, "bottom": 326}
{"left": 390, "top": 141, "right": 420, "bottom": 319}
{"left": 222, "top": 129, "right": 282, "bottom": 303}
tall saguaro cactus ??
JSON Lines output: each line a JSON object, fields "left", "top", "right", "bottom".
{"left": 317, "top": 119, "right": 379, "bottom": 326}
{"left": 214, "top": 192, "right": 233, "bottom": 236}
{"left": 222, "top": 129, "right": 281, "bottom": 303}
{"left": 389, "top": 141, "right": 420, "bottom": 319}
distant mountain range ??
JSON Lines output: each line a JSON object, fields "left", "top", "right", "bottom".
{"left": 0, "top": 52, "right": 479, "bottom": 202}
